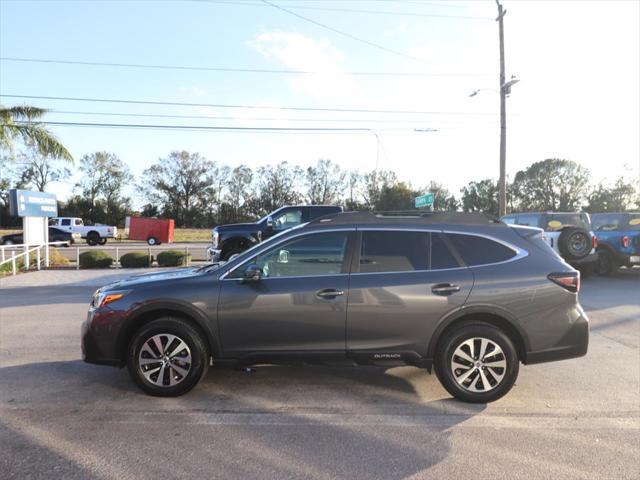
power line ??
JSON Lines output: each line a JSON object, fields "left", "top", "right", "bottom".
{"left": 260, "top": 0, "right": 432, "bottom": 65}
{"left": 208, "top": 0, "right": 492, "bottom": 20}
{"left": 9, "top": 120, "right": 384, "bottom": 134}
{"left": 0, "top": 57, "right": 492, "bottom": 77}
{"left": 1, "top": 94, "right": 498, "bottom": 115}
{"left": 47, "top": 109, "right": 454, "bottom": 124}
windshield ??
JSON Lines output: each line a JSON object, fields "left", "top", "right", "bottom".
{"left": 197, "top": 223, "right": 309, "bottom": 272}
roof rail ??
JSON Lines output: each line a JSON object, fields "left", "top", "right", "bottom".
{"left": 309, "top": 210, "right": 502, "bottom": 226}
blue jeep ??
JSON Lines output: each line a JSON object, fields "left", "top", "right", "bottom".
{"left": 591, "top": 212, "right": 640, "bottom": 275}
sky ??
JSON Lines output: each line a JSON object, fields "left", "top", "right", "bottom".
{"left": 1, "top": 0, "right": 639, "bottom": 206}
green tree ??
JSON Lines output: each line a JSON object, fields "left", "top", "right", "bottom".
{"left": 305, "top": 159, "right": 346, "bottom": 205}
{"left": 585, "top": 177, "right": 639, "bottom": 212}
{"left": 512, "top": 159, "right": 590, "bottom": 211}
{"left": 425, "top": 181, "right": 458, "bottom": 211}
{"left": 77, "top": 152, "right": 133, "bottom": 225}
{"left": 362, "top": 169, "right": 397, "bottom": 208}
{"left": 224, "top": 165, "right": 254, "bottom": 221}
{"left": 0, "top": 105, "right": 72, "bottom": 160}
{"left": 254, "top": 162, "right": 303, "bottom": 214}
{"left": 460, "top": 179, "right": 499, "bottom": 216}
{"left": 140, "top": 151, "right": 218, "bottom": 227}
{"left": 375, "top": 182, "right": 418, "bottom": 211}
{"left": 18, "top": 146, "right": 72, "bottom": 192}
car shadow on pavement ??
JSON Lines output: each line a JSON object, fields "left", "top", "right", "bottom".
{"left": 1, "top": 360, "right": 485, "bottom": 479}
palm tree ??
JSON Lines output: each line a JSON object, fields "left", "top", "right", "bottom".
{"left": 0, "top": 105, "right": 72, "bottom": 161}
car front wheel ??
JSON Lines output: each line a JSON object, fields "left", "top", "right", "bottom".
{"left": 435, "top": 323, "right": 519, "bottom": 403}
{"left": 127, "top": 318, "right": 209, "bottom": 397}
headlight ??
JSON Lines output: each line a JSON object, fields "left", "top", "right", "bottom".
{"left": 212, "top": 230, "right": 219, "bottom": 247}
{"left": 93, "top": 289, "right": 130, "bottom": 308}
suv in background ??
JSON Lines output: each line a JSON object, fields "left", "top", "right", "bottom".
{"left": 591, "top": 212, "right": 640, "bottom": 275}
{"left": 501, "top": 212, "right": 598, "bottom": 274}
{"left": 206, "top": 205, "right": 342, "bottom": 261}
{"left": 83, "top": 211, "right": 588, "bottom": 403}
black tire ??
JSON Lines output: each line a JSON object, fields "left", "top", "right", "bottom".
{"left": 98, "top": 238, "right": 107, "bottom": 245}
{"left": 558, "top": 227, "right": 591, "bottom": 261}
{"left": 595, "top": 249, "right": 616, "bottom": 276}
{"left": 435, "top": 323, "right": 519, "bottom": 403}
{"left": 147, "top": 237, "right": 159, "bottom": 246}
{"left": 86, "top": 231, "right": 100, "bottom": 246}
{"left": 2, "top": 239, "right": 14, "bottom": 245}
{"left": 221, "top": 247, "right": 243, "bottom": 261}
{"left": 127, "top": 317, "right": 209, "bottom": 397}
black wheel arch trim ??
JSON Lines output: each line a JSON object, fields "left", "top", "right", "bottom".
{"left": 426, "top": 304, "right": 532, "bottom": 361}
{"left": 119, "top": 300, "right": 220, "bottom": 361}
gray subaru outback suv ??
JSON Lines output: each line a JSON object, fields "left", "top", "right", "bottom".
{"left": 82, "top": 211, "right": 588, "bottom": 403}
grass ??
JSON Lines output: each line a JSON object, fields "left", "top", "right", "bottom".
{"left": 0, "top": 229, "right": 20, "bottom": 237}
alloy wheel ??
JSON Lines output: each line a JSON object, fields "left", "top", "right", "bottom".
{"left": 450, "top": 337, "right": 507, "bottom": 393}
{"left": 138, "top": 333, "right": 192, "bottom": 387}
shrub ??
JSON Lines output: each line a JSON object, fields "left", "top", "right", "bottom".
{"left": 48, "top": 248, "right": 70, "bottom": 266}
{"left": 120, "top": 251, "right": 152, "bottom": 268}
{"left": 79, "top": 250, "right": 113, "bottom": 269}
{"left": 157, "top": 250, "right": 190, "bottom": 267}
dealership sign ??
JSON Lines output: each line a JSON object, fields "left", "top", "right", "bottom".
{"left": 9, "top": 189, "right": 58, "bottom": 217}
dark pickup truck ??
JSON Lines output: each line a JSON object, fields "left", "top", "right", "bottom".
{"left": 206, "top": 205, "right": 343, "bottom": 261}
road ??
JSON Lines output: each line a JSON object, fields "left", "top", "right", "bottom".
{"left": 0, "top": 269, "right": 638, "bottom": 479}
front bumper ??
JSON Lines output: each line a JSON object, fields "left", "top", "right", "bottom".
{"left": 206, "top": 247, "right": 222, "bottom": 262}
{"left": 81, "top": 307, "right": 126, "bottom": 366}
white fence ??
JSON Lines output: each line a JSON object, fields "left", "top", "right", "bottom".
{"left": 1, "top": 243, "right": 204, "bottom": 275}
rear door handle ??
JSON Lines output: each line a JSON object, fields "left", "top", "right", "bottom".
{"left": 431, "top": 283, "right": 461, "bottom": 296}
{"left": 316, "top": 288, "right": 345, "bottom": 299}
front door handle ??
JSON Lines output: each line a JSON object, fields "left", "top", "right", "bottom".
{"left": 316, "top": 288, "right": 345, "bottom": 299}
{"left": 431, "top": 283, "right": 461, "bottom": 296}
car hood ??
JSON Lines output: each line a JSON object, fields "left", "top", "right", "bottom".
{"left": 102, "top": 266, "right": 215, "bottom": 290}
{"left": 215, "top": 223, "right": 259, "bottom": 232}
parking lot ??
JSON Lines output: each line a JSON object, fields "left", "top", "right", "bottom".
{"left": 0, "top": 268, "right": 638, "bottom": 479}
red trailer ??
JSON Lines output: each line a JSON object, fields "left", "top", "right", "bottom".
{"left": 126, "top": 216, "right": 174, "bottom": 245}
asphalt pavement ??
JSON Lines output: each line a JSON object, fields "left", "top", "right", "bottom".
{"left": 0, "top": 268, "right": 638, "bottom": 479}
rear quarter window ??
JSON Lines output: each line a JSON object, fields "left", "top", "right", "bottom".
{"left": 446, "top": 233, "right": 517, "bottom": 266}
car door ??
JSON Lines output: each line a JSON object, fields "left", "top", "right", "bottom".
{"left": 59, "top": 218, "right": 72, "bottom": 233}
{"left": 346, "top": 230, "right": 474, "bottom": 359}
{"left": 217, "top": 229, "right": 355, "bottom": 356}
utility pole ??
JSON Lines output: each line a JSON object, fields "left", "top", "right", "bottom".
{"left": 496, "top": 0, "right": 507, "bottom": 217}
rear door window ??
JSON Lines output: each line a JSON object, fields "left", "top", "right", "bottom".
{"left": 627, "top": 214, "right": 640, "bottom": 231}
{"left": 360, "top": 231, "right": 428, "bottom": 273}
{"left": 446, "top": 233, "right": 516, "bottom": 266}
{"left": 431, "top": 233, "right": 460, "bottom": 269}
{"left": 61, "top": 219, "right": 71, "bottom": 226}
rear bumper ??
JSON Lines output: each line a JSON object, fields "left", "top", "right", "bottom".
{"left": 569, "top": 252, "right": 598, "bottom": 266}
{"left": 524, "top": 308, "right": 589, "bottom": 364}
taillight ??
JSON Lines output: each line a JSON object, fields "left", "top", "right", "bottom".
{"left": 622, "top": 236, "right": 630, "bottom": 248}
{"left": 548, "top": 272, "right": 580, "bottom": 293}
{"left": 592, "top": 236, "right": 598, "bottom": 249}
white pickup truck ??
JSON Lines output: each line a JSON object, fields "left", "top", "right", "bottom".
{"left": 50, "top": 217, "right": 118, "bottom": 245}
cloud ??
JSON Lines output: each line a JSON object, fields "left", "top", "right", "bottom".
{"left": 248, "top": 31, "right": 358, "bottom": 101}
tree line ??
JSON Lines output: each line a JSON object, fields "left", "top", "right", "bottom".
{"left": 2, "top": 148, "right": 638, "bottom": 228}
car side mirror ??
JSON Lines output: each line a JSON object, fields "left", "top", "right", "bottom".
{"left": 266, "top": 216, "right": 274, "bottom": 229}
{"left": 243, "top": 264, "right": 262, "bottom": 282}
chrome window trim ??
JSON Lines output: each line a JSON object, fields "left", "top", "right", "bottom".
{"left": 219, "top": 227, "right": 355, "bottom": 280}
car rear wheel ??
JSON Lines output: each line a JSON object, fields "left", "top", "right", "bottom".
{"left": 595, "top": 250, "right": 615, "bottom": 276}
{"left": 435, "top": 323, "right": 519, "bottom": 403}
{"left": 127, "top": 318, "right": 209, "bottom": 397}
{"left": 86, "top": 232, "right": 100, "bottom": 246}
